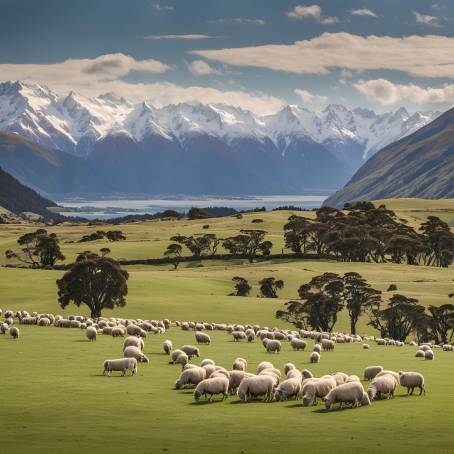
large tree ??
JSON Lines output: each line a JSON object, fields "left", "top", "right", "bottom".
{"left": 57, "top": 253, "right": 129, "bottom": 319}
{"left": 259, "top": 277, "right": 284, "bottom": 298}
{"left": 164, "top": 243, "right": 183, "bottom": 270}
{"left": 223, "top": 230, "right": 272, "bottom": 262}
{"left": 5, "top": 229, "right": 65, "bottom": 268}
{"left": 231, "top": 276, "right": 252, "bottom": 296}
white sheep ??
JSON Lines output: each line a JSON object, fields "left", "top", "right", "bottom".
{"left": 301, "top": 369, "right": 313, "bottom": 379}
{"left": 286, "top": 369, "right": 303, "bottom": 381}
{"left": 233, "top": 357, "right": 247, "bottom": 371}
{"left": 123, "top": 346, "right": 149, "bottom": 363}
{"left": 324, "top": 382, "right": 371, "bottom": 409}
{"left": 415, "top": 350, "right": 425, "bottom": 358}
{"left": 424, "top": 350, "right": 434, "bottom": 360}
{"left": 228, "top": 370, "right": 254, "bottom": 394}
{"left": 284, "top": 362, "right": 296, "bottom": 375}
{"left": 291, "top": 338, "right": 307, "bottom": 351}
{"left": 256, "top": 361, "right": 274, "bottom": 374}
{"left": 375, "top": 370, "right": 400, "bottom": 384}
{"left": 331, "top": 372, "right": 348, "bottom": 386}
{"left": 321, "top": 339, "right": 335, "bottom": 351}
{"left": 367, "top": 375, "right": 397, "bottom": 401}
{"left": 200, "top": 359, "right": 215, "bottom": 367}
{"left": 193, "top": 377, "right": 229, "bottom": 402}
{"left": 398, "top": 371, "right": 426, "bottom": 395}
{"left": 313, "top": 344, "right": 322, "bottom": 353}
{"left": 163, "top": 340, "right": 173, "bottom": 355}
{"left": 310, "top": 351, "right": 320, "bottom": 363}
{"left": 123, "top": 336, "right": 144, "bottom": 351}
{"left": 265, "top": 339, "right": 281, "bottom": 354}
{"left": 237, "top": 375, "right": 276, "bottom": 402}
{"left": 180, "top": 345, "right": 200, "bottom": 359}
{"left": 174, "top": 351, "right": 189, "bottom": 368}
{"left": 85, "top": 326, "right": 97, "bottom": 341}
{"left": 170, "top": 349, "right": 185, "bottom": 364}
{"left": 274, "top": 378, "right": 302, "bottom": 401}
{"left": 300, "top": 377, "right": 336, "bottom": 406}
{"left": 9, "top": 326, "right": 20, "bottom": 339}
{"left": 195, "top": 332, "right": 211, "bottom": 345}
{"left": 363, "top": 366, "right": 383, "bottom": 381}
{"left": 103, "top": 358, "right": 137, "bottom": 376}
{"left": 346, "top": 375, "right": 361, "bottom": 383}
{"left": 175, "top": 367, "right": 207, "bottom": 389}
{"left": 362, "top": 343, "right": 370, "bottom": 349}
{"left": 232, "top": 331, "right": 246, "bottom": 342}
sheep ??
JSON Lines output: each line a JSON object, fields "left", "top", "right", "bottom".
{"left": 123, "top": 346, "right": 149, "bottom": 363}
{"left": 363, "top": 366, "right": 384, "bottom": 381}
{"left": 301, "top": 369, "right": 313, "bottom": 379}
{"left": 175, "top": 367, "right": 207, "bottom": 389}
{"left": 376, "top": 370, "right": 400, "bottom": 384}
{"left": 85, "top": 326, "right": 97, "bottom": 341}
{"left": 170, "top": 349, "right": 185, "bottom": 364}
{"left": 424, "top": 350, "right": 434, "bottom": 360}
{"left": 180, "top": 345, "right": 200, "bottom": 359}
{"left": 367, "top": 375, "right": 397, "bottom": 401}
{"left": 233, "top": 358, "right": 247, "bottom": 371}
{"left": 195, "top": 332, "right": 211, "bottom": 345}
{"left": 321, "top": 339, "right": 335, "bottom": 351}
{"left": 256, "top": 361, "right": 274, "bottom": 374}
{"left": 38, "top": 317, "right": 51, "bottom": 327}
{"left": 346, "top": 375, "right": 361, "bottom": 383}
{"left": 313, "top": 344, "right": 321, "bottom": 353}
{"left": 193, "top": 377, "right": 229, "bottom": 402}
{"left": 415, "top": 350, "right": 425, "bottom": 358}
{"left": 331, "top": 372, "right": 348, "bottom": 386}
{"left": 274, "top": 378, "right": 302, "bottom": 401}
{"left": 200, "top": 359, "right": 215, "bottom": 367}
{"left": 126, "top": 324, "right": 142, "bottom": 336}
{"left": 310, "top": 351, "right": 320, "bottom": 363}
{"left": 0, "top": 323, "right": 8, "bottom": 334}
{"left": 265, "top": 339, "right": 281, "bottom": 354}
{"left": 123, "top": 336, "right": 144, "bottom": 351}
{"left": 286, "top": 369, "right": 303, "bottom": 382}
{"left": 103, "top": 358, "right": 137, "bottom": 376}
{"left": 211, "top": 367, "right": 230, "bottom": 380}
{"left": 228, "top": 370, "right": 254, "bottom": 394}
{"left": 398, "top": 372, "right": 426, "bottom": 396}
{"left": 290, "top": 338, "right": 307, "bottom": 351}
{"left": 202, "top": 364, "right": 217, "bottom": 378}
{"left": 9, "top": 326, "right": 20, "bottom": 339}
{"left": 300, "top": 378, "right": 336, "bottom": 406}
{"left": 174, "top": 351, "right": 189, "bottom": 368}
{"left": 163, "top": 340, "right": 172, "bottom": 355}
{"left": 111, "top": 327, "right": 125, "bottom": 337}
{"left": 232, "top": 331, "right": 246, "bottom": 342}
{"left": 237, "top": 375, "right": 276, "bottom": 402}
{"left": 324, "top": 382, "right": 371, "bottom": 409}
{"left": 419, "top": 344, "right": 432, "bottom": 352}
{"left": 284, "top": 362, "right": 296, "bottom": 375}
{"left": 362, "top": 343, "right": 370, "bottom": 349}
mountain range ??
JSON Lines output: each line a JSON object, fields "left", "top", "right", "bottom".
{"left": 0, "top": 81, "right": 441, "bottom": 197}
{"left": 324, "top": 107, "right": 454, "bottom": 207}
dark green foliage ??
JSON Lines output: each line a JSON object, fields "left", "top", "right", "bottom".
{"left": 231, "top": 276, "right": 252, "bottom": 297}
{"left": 223, "top": 230, "right": 272, "bottom": 262}
{"left": 164, "top": 243, "right": 183, "bottom": 270}
{"left": 187, "top": 207, "right": 211, "bottom": 220}
{"left": 259, "top": 277, "right": 284, "bottom": 298}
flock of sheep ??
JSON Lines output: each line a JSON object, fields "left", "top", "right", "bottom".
{"left": 2, "top": 309, "right": 449, "bottom": 410}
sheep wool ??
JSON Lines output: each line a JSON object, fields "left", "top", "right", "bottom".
{"left": 193, "top": 377, "right": 229, "bottom": 402}
{"left": 398, "top": 371, "right": 426, "bottom": 395}
{"left": 237, "top": 375, "right": 276, "bottom": 402}
{"left": 123, "top": 346, "right": 150, "bottom": 363}
{"left": 324, "top": 382, "right": 370, "bottom": 410}
{"left": 103, "top": 358, "right": 137, "bottom": 376}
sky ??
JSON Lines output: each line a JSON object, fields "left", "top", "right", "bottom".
{"left": 1, "top": 0, "right": 454, "bottom": 114}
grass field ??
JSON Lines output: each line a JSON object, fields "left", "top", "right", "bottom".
{"left": 1, "top": 198, "right": 454, "bottom": 453}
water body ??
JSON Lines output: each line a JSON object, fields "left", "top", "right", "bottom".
{"left": 57, "top": 195, "right": 328, "bottom": 220}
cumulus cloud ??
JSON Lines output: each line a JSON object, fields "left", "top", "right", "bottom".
{"left": 211, "top": 17, "right": 266, "bottom": 25}
{"left": 144, "top": 34, "right": 219, "bottom": 40}
{"left": 294, "top": 88, "right": 327, "bottom": 103}
{"left": 286, "top": 4, "right": 338, "bottom": 24}
{"left": 150, "top": 3, "right": 174, "bottom": 12}
{"left": 187, "top": 60, "right": 222, "bottom": 76}
{"left": 191, "top": 32, "right": 454, "bottom": 78}
{"left": 413, "top": 11, "right": 442, "bottom": 27}
{"left": 350, "top": 9, "right": 377, "bottom": 17}
{"left": 354, "top": 78, "right": 454, "bottom": 105}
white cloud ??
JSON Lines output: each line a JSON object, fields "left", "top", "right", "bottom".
{"left": 354, "top": 78, "right": 454, "bottom": 105}
{"left": 187, "top": 60, "right": 222, "bottom": 76}
{"left": 150, "top": 3, "right": 174, "bottom": 12}
{"left": 211, "top": 17, "right": 266, "bottom": 25}
{"left": 350, "top": 9, "right": 377, "bottom": 18}
{"left": 294, "top": 88, "right": 327, "bottom": 103}
{"left": 144, "top": 34, "right": 219, "bottom": 40}
{"left": 287, "top": 4, "right": 338, "bottom": 24}
{"left": 413, "top": 11, "right": 442, "bottom": 27}
{"left": 191, "top": 32, "right": 454, "bottom": 78}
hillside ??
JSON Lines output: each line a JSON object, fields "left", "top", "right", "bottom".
{"left": 0, "top": 164, "right": 58, "bottom": 218}
{"left": 324, "top": 108, "right": 454, "bottom": 207}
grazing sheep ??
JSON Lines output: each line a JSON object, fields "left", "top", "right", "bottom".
{"left": 170, "top": 349, "right": 185, "bottom": 364}
{"left": 123, "top": 336, "right": 144, "bottom": 351}
{"left": 126, "top": 324, "right": 142, "bottom": 336}
{"left": 163, "top": 340, "right": 173, "bottom": 355}
{"left": 111, "top": 327, "right": 125, "bottom": 337}
{"left": 175, "top": 367, "right": 207, "bottom": 389}
{"left": 310, "top": 351, "right": 320, "bottom": 364}
{"left": 202, "top": 364, "right": 217, "bottom": 378}
{"left": 301, "top": 369, "right": 313, "bottom": 379}
{"left": 123, "top": 346, "right": 149, "bottom": 363}
{"left": 346, "top": 375, "right": 361, "bottom": 383}
{"left": 399, "top": 372, "right": 426, "bottom": 395}
{"left": 228, "top": 370, "right": 254, "bottom": 394}
{"left": 265, "top": 339, "right": 281, "bottom": 354}
{"left": 419, "top": 345, "right": 431, "bottom": 352}
{"left": 180, "top": 345, "right": 200, "bottom": 359}
{"left": 195, "top": 332, "right": 211, "bottom": 345}
{"left": 0, "top": 323, "right": 8, "bottom": 334}
{"left": 363, "top": 366, "right": 384, "bottom": 381}
{"left": 424, "top": 350, "right": 434, "bottom": 360}
{"left": 103, "top": 358, "right": 137, "bottom": 376}
{"left": 321, "top": 339, "right": 335, "bottom": 351}
{"left": 313, "top": 344, "right": 322, "bottom": 353}
{"left": 200, "top": 359, "right": 215, "bottom": 367}
{"left": 415, "top": 350, "right": 425, "bottom": 358}
{"left": 362, "top": 344, "right": 370, "bottom": 349}
{"left": 331, "top": 372, "right": 347, "bottom": 386}
{"left": 256, "top": 361, "right": 274, "bottom": 374}
{"left": 9, "top": 326, "right": 20, "bottom": 339}
{"left": 324, "top": 382, "right": 371, "bottom": 409}
{"left": 232, "top": 331, "right": 246, "bottom": 342}
{"left": 174, "top": 351, "right": 189, "bottom": 368}
{"left": 233, "top": 358, "right": 247, "bottom": 371}
{"left": 274, "top": 378, "right": 302, "bottom": 401}
{"left": 237, "top": 375, "right": 276, "bottom": 402}
{"left": 300, "top": 378, "right": 336, "bottom": 406}
{"left": 193, "top": 377, "right": 229, "bottom": 402}
{"left": 284, "top": 362, "right": 296, "bottom": 375}
{"left": 367, "top": 375, "right": 397, "bottom": 401}
{"left": 290, "top": 338, "right": 307, "bottom": 351}
{"left": 38, "top": 317, "right": 51, "bottom": 327}
{"left": 376, "top": 370, "right": 400, "bottom": 384}
{"left": 85, "top": 326, "right": 97, "bottom": 341}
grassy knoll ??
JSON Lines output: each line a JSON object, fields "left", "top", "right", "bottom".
{"left": 1, "top": 325, "right": 453, "bottom": 454}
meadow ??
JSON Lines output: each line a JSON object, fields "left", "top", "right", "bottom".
{"left": 1, "top": 198, "right": 454, "bottom": 454}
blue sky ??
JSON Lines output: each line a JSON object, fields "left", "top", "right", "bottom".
{"left": 1, "top": 0, "right": 454, "bottom": 113}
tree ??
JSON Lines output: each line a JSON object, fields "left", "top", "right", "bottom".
{"left": 427, "top": 304, "right": 454, "bottom": 344}
{"left": 164, "top": 243, "right": 183, "bottom": 270}
{"left": 5, "top": 229, "right": 65, "bottom": 268}
{"left": 187, "top": 207, "right": 210, "bottom": 220}
{"left": 367, "top": 294, "right": 426, "bottom": 341}
{"left": 259, "top": 277, "right": 284, "bottom": 298}
{"left": 343, "top": 272, "right": 382, "bottom": 335}
{"left": 57, "top": 253, "right": 129, "bottom": 319}
{"left": 420, "top": 216, "right": 454, "bottom": 267}
{"left": 105, "top": 230, "right": 126, "bottom": 242}
{"left": 100, "top": 247, "right": 111, "bottom": 257}
{"left": 170, "top": 233, "right": 218, "bottom": 258}
{"left": 223, "top": 230, "right": 272, "bottom": 262}
{"left": 231, "top": 276, "right": 251, "bottom": 296}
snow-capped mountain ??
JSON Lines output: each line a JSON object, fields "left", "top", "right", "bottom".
{"left": 0, "top": 81, "right": 439, "bottom": 164}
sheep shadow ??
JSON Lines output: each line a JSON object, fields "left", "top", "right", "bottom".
{"left": 189, "top": 399, "right": 227, "bottom": 405}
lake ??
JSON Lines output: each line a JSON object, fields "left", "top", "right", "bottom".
{"left": 56, "top": 195, "right": 328, "bottom": 220}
